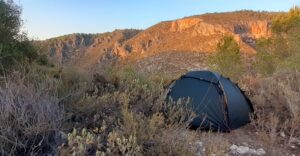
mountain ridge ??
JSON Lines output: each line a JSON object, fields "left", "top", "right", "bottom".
{"left": 38, "top": 11, "right": 283, "bottom": 72}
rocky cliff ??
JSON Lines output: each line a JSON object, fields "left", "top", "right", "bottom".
{"left": 115, "top": 12, "right": 275, "bottom": 59}
{"left": 38, "top": 29, "right": 141, "bottom": 68}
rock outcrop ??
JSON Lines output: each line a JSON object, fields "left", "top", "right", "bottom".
{"left": 39, "top": 29, "right": 141, "bottom": 68}
{"left": 113, "top": 12, "right": 275, "bottom": 58}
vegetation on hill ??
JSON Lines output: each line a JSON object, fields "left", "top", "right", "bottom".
{"left": 194, "top": 10, "right": 282, "bottom": 24}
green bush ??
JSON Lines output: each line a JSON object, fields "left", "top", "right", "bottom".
{"left": 37, "top": 54, "right": 49, "bottom": 66}
{"left": 255, "top": 6, "right": 300, "bottom": 75}
{"left": 272, "top": 6, "right": 300, "bottom": 33}
{"left": 0, "top": 0, "right": 21, "bottom": 43}
{"left": 0, "top": 0, "right": 39, "bottom": 74}
{"left": 254, "top": 38, "right": 278, "bottom": 76}
{"left": 208, "top": 35, "right": 244, "bottom": 80}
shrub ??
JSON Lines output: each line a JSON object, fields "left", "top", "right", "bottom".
{"left": 57, "top": 67, "right": 91, "bottom": 98}
{"left": 254, "top": 38, "right": 275, "bottom": 76}
{"left": 0, "top": 0, "right": 21, "bottom": 43}
{"left": 255, "top": 6, "right": 300, "bottom": 76}
{"left": 61, "top": 128, "right": 104, "bottom": 156}
{"left": 272, "top": 6, "right": 300, "bottom": 33}
{"left": 208, "top": 35, "right": 244, "bottom": 80}
{"left": 0, "top": 71, "right": 64, "bottom": 155}
{"left": 60, "top": 67, "right": 198, "bottom": 155}
{"left": 240, "top": 71, "right": 300, "bottom": 153}
{"left": 0, "top": 0, "right": 39, "bottom": 74}
{"left": 107, "top": 132, "right": 142, "bottom": 156}
{"left": 37, "top": 54, "right": 49, "bottom": 66}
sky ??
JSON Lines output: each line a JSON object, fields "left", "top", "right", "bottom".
{"left": 18, "top": 0, "right": 300, "bottom": 40}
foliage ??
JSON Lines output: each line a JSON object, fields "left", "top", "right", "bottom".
{"left": 56, "top": 66, "right": 91, "bottom": 98}
{"left": 0, "top": 0, "right": 21, "bottom": 43}
{"left": 272, "top": 6, "right": 300, "bottom": 33}
{"left": 58, "top": 66, "right": 197, "bottom": 156}
{"left": 0, "top": 0, "right": 39, "bottom": 74}
{"left": 255, "top": 6, "right": 300, "bottom": 76}
{"left": 37, "top": 54, "right": 49, "bottom": 66}
{"left": 208, "top": 35, "right": 243, "bottom": 80}
{"left": 63, "top": 128, "right": 104, "bottom": 156}
{"left": 254, "top": 38, "right": 278, "bottom": 76}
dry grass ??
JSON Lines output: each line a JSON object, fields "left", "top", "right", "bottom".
{"left": 239, "top": 71, "right": 300, "bottom": 154}
{"left": 0, "top": 70, "right": 63, "bottom": 155}
{"left": 200, "top": 132, "right": 230, "bottom": 156}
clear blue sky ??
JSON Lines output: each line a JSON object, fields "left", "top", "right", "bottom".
{"left": 19, "top": 0, "right": 300, "bottom": 40}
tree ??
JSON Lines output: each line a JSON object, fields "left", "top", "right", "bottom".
{"left": 0, "top": 0, "right": 38, "bottom": 74}
{"left": 208, "top": 35, "right": 243, "bottom": 80}
{"left": 0, "top": 0, "right": 21, "bottom": 43}
{"left": 254, "top": 38, "right": 278, "bottom": 76}
{"left": 255, "top": 6, "right": 300, "bottom": 75}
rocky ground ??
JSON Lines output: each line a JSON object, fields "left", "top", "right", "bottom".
{"left": 191, "top": 124, "right": 300, "bottom": 156}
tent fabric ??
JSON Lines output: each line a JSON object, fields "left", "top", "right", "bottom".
{"left": 166, "top": 70, "right": 253, "bottom": 132}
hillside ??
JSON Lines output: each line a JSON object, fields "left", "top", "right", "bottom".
{"left": 117, "top": 11, "right": 280, "bottom": 57}
{"left": 37, "top": 29, "right": 141, "bottom": 69}
{"left": 40, "top": 11, "right": 281, "bottom": 73}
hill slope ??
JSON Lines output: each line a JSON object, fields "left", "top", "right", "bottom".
{"left": 40, "top": 11, "right": 281, "bottom": 73}
{"left": 38, "top": 29, "right": 141, "bottom": 69}
{"left": 116, "top": 11, "right": 279, "bottom": 58}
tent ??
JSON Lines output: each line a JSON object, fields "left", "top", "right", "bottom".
{"left": 166, "top": 70, "right": 254, "bottom": 132}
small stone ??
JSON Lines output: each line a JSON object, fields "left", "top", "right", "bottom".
{"left": 248, "top": 148, "right": 257, "bottom": 155}
{"left": 236, "top": 146, "right": 249, "bottom": 154}
{"left": 230, "top": 144, "right": 238, "bottom": 150}
{"left": 195, "top": 141, "right": 203, "bottom": 147}
{"left": 289, "top": 137, "right": 300, "bottom": 145}
{"left": 242, "top": 142, "right": 248, "bottom": 146}
{"left": 195, "top": 141, "right": 204, "bottom": 156}
{"left": 256, "top": 148, "right": 266, "bottom": 155}
{"left": 290, "top": 145, "right": 296, "bottom": 149}
{"left": 280, "top": 131, "right": 286, "bottom": 137}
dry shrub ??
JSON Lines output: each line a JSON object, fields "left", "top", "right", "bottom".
{"left": 57, "top": 66, "right": 91, "bottom": 97}
{"left": 144, "top": 128, "right": 197, "bottom": 156}
{"left": 61, "top": 109, "right": 197, "bottom": 156}
{"left": 118, "top": 99, "right": 196, "bottom": 156}
{"left": 252, "top": 71, "right": 299, "bottom": 118}
{"left": 63, "top": 67, "right": 165, "bottom": 130}
{"left": 0, "top": 71, "right": 63, "bottom": 155}
{"left": 60, "top": 68, "right": 198, "bottom": 155}
{"left": 111, "top": 98, "right": 197, "bottom": 155}
{"left": 106, "top": 131, "right": 142, "bottom": 156}
{"left": 240, "top": 71, "right": 300, "bottom": 152}
{"left": 200, "top": 132, "right": 230, "bottom": 156}
{"left": 60, "top": 128, "right": 104, "bottom": 156}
